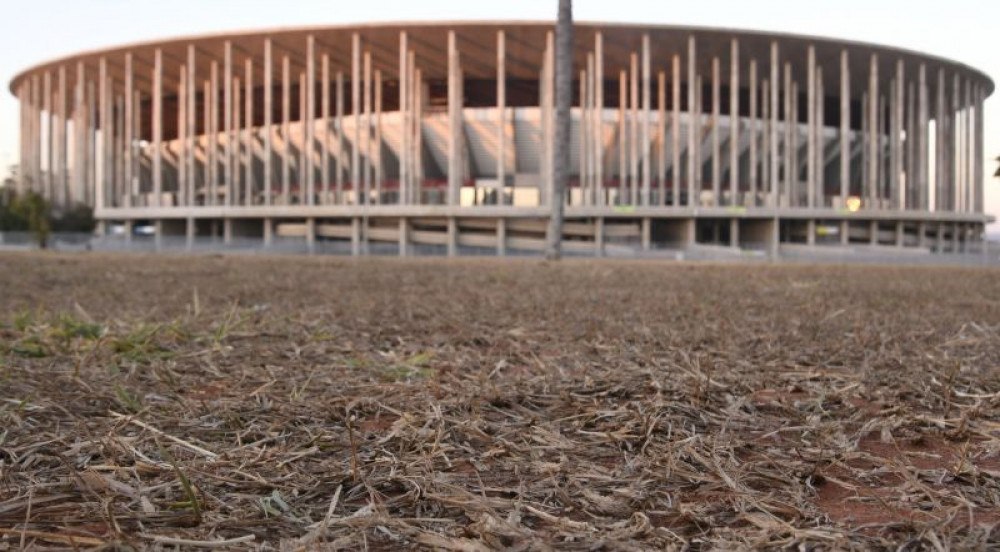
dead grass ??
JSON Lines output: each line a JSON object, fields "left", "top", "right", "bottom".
{"left": 0, "top": 252, "right": 999, "bottom": 550}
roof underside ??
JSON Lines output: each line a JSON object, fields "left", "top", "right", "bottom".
{"left": 9, "top": 22, "right": 994, "bottom": 103}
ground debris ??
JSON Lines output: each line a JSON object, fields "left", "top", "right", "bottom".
{"left": 1, "top": 253, "right": 999, "bottom": 549}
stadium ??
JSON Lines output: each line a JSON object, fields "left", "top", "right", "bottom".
{"left": 8, "top": 22, "right": 994, "bottom": 256}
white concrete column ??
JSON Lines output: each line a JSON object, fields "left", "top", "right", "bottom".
{"left": 839, "top": 50, "right": 850, "bottom": 207}
{"left": 177, "top": 63, "right": 187, "bottom": 207}
{"left": 374, "top": 68, "right": 383, "bottom": 204}
{"left": 618, "top": 71, "right": 626, "bottom": 204}
{"left": 784, "top": 64, "right": 793, "bottom": 207}
{"left": 890, "top": 60, "right": 904, "bottom": 210}
{"left": 261, "top": 40, "right": 272, "bottom": 206}
{"left": 769, "top": 42, "right": 779, "bottom": 207}
{"left": 595, "top": 32, "right": 604, "bottom": 206}
{"left": 224, "top": 41, "right": 233, "bottom": 207}
{"left": 497, "top": 217, "right": 507, "bottom": 257}
{"left": 306, "top": 35, "right": 316, "bottom": 205}
{"left": 806, "top": 46, "right": 816, "bottom": 209}
{"left": 448, "top": 31, "right": 463, "bottom": 206}
{"left": 57, "top": 66, "right": 67, "bottom": 207}
{"left": 729, "top": 39, "right": 739, "bottom": 207}
{"left": 748, "top": 59, "right": 758, "bottom": 207}
{"left": 400, "top": 31, "right": 410, "bottom": 205}
{"left": 935, "top": 69, "right": 945, "bottom": 211}
{"left": 657, "top": 70, "right": 666, "bottom": 206}
{"left": 817, "top": 67, "right": 826, "bottom": 208}
{"left": 336, "top": 70, "right": 345, "bottom": 203}
{"left": 630, "top": 52, "right": 639, "bottom": 205}
{"left": 209, "top": 61, "right": 219, "bottom": 206}
{"left": 917, "top": 65, "right": 928, "bottom": 211}
{"left": 43, "top": 71, "right": 52, "bottom": 201}
{"left": 711, "top": 56, "right": 720, "bottom": 207}
{"left": 687, "top": 36, "right": 697, "bottom": 207}
{"left": 321, "top": 54, "right": 330, "bottom": 205}
{"left": 974, "top": 87, "right": 984, "bottom": 214}
{"left": 641, "top": 34, "right": 651, "bottom": 206}
{"left": 97, "top": 60, "right": 108, "bottom": 211}
{"left": 867, "top": 54, "right": 879, "bottom": 209}
{"left": 671, "top": 54, "right": 680, "bottom": 207}
{"left": 153, "top": 49, "right": 163, "bottom": 207}
{"left": 281, "top": 55, "right": 291, "bottom": 204}
{"left": 244, "top": 58, "right": 254, "bottom": 206}
{"left": 496, "top": 31, "right": 506, "bottom": 206}
{"left": 580, "top": 66, "right": 588, "bottom": 206}
{"left": 352, "top": 34, "right": 361, "bottom": 205}
{"left": 362, "top": 52, "right": 372, "bottom": 204}
{"left": 188, "top": 46, "right": 197, "bottom": 206}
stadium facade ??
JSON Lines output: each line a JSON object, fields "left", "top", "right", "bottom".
{"left": 8, "top": 22, "right": 994, "bottom": 255}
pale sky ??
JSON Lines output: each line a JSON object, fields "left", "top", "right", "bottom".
{"left": 1, "top": 0, "right": 997, "bottom": 230}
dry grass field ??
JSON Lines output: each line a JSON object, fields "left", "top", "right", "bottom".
{"left": 1, "top": 252, "right": 999, "bottom": 550}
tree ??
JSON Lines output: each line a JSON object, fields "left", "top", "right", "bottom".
{"left": 11, "top": 191, "right": 51, "bottom": 249}
{"left": 545, "top": 0, "right": 573, "bottom": 261}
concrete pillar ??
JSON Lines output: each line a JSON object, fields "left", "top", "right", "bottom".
{"left": 917, "top": 65, "right": 928, "bottom": 211}
{"left": 399, "top": 32, "right": 410, "bottom": 205}
{"left": 711, "top": 57, "right": 720, "bottom": 206}
{"left": 729, "top": 40, "right": 740, "bottom": 207}
{"left": 936, "top": 69, "right": 946, "bottom": 212}
{"left": 869, "top": 220, "right": 878, "bottom": 245}
{"left": 224, "top": 42, "right": 233, "bottom": 206}
{"left": 305, "top": 35, "right": 316, "bottom": 205}
{"left": 497, "top": 217, "right": 507, "bottom": 257}
{"left": 816, "top": 68, "right": 825, "bottom": 207}
{"left": 244, "top": 59, "right": 254, "bottom": 206}
{"left": 447, "top": 217, "right": 458, "bottom": 257}
{"left": 688, "top": 36, "right": 697, "bottom": 207}
{"left": 974, "top": 89, "right": 984, "bottom": 214}
{"left": 784, "top": 65, "right": 793, "bottom": 207}
{"left": 641, "top": 217, "right": 651, "bottom": 251}
{"left": 152, "top": 49, "right": 163, "bottom": 207}
{"left": 641, "top": 34, "right": 651, "bottom": 206}
{"left": 595, "top": 32, "right": 605, "bottom": 206}
{"left": 362, "top": 53, "right": 372, "bottom": 205}
{"left": 306, "top": 218, "right": 316, "bottom": 254}
{"left": 895, "top": 221, "right": 905, "bottom": 247}
{"left": 448, "top": 31, "right": 462, "bottom": 206}
{"left": 657, "top": 70, "right": 666, "bottom": 206}
{"left": 351, "top": 217, "right": 361, "bottom": 256}
{"left": 806, "top": 46, "right": 816, "bottom": 209}
{"left": 748, "top": 60, "right": 758, "bottom": 207}
{"left": 178, "top": 63, "right": 187, "bottom": 207}
{"left": 618, "top": 71, "right": 626, "bottom": 204}
{"left": 57, "top": 66, "right": 67, "bottom": 208}
{"left": 594, "top": 217, "right": 604, "bottom": 257}
{"left": 263, "top": 40, "right": 273, "bottom": 205}
{"left": 209, "top": 61, "right": 219, "bottom": 206}
{"left": 665, "top": 55, "right": 677, "bottom": 207}
{"left": 280, "top": 56, "right": 291, "bottom": 204}
{"left": 840, "top": 50, "right": 850, "bottom": 208}
{"left": 263, "top": 218, "right": 273, "bottom": 247}
{"left": 320, "top": 54, "right": 330, "bottom": 205}
{"left": 917, "top": 221, "right": 927, "bottom": 249}
{"left": 399, "top": 218, "right": 409, "bottom": 257}
{"left": 890, "top": 60, "right": 904, "bottom": 210}
{"left": 186, "top": 218, "right": 195, "bottom": 251}
{"left": 840, "top": 220, "right": 849, "bottom": 245}
{"left": 868, "top": 55, "right": 879, "bottom": 208}
{"left": 807, "top": 219, "right": 816, "bottom": 246}
{"left": 630, "top": 52, "right": 639, "bottom": 205}
{"left": 769, "top": 43, "right": 780, "bottom": 208}
{"left": 336, "top": 71, "right": 345, "bottom": 203}
{"left": 154, "top": 221, "right": 164, "bottom": 252}
{"left": 730, "top": 218, "right": 740, "bottom": 249}
{"left": 352, "top": 34, "right": 361, "bottom": 204}
{"left": 188, "top": 46, "right": 197, "bottom": 206}
{"left": 223, "top": 219, "right": 233, "bottom": 245}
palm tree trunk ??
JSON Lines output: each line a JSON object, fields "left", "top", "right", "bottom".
{"left": 546, "top": 0, "right": 573, "bottom": 260}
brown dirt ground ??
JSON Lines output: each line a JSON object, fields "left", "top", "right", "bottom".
{"left": 0, "top": 252, "right": 999, "bottom": 550}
